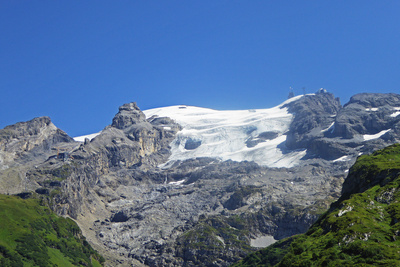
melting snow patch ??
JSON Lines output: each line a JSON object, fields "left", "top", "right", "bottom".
{"left": 168, "top": 179, "right": 185, "bottom": 186}
{"left": 74, "top": 132, "right": 101, "bottom": 142}
{"left": 366, "top": 108, "right": 379, "bottom": 112}
{"left": 390, "top": 111, "right": 400, "bottom": 118}
{"left": 333, "top": 156, "right": 351, "bottom": 162}
{"left": 363, "top": 129, "right": 391, "bottom": 141}
{"left": 321, "top": 122, "right": 335, "bottom": 133}
{"left": 391, "top": 107, "right": 400, "bottom": 117}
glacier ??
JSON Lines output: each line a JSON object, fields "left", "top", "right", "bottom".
{"left": 143, "top": 95, "right": 307, "bottom": 168}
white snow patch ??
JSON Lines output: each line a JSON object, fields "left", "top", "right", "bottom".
{"left": 144, "top": 96, "right": 308, "bottom": 168}
{"left": 333, "top": 155, "right": 350, "bottom": 162}
{"left": 321, "top": 122, "right": 335, "bottom": 133}
{"left": 363, "top": 129, "right": 391, "bottom": 141}
{"left": 216, "top": 236, "right": 225, "bottom": 246}
{"left": 74, "top": 132, "right": 101, "bottom": 142}
{"left": 391, "top": 107, "right": 400, "bottom": 117}
{"left": 168, "top": 179, "right": 185, "bottom": 186}
{"left": 390, "top": 111, "right": 400, "bottom": 118}
{"left": 366, "top": 108, "right": 379, "bottom": 112}
{"left": 250, "top": 235, "right": 277, "bottom": 248}
{"left": 338, "top": 206, "right": 353, "bottom": 217}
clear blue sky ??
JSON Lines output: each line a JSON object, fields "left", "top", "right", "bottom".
{"left": 1, "top": 1, "right": 399, "bottom": 136}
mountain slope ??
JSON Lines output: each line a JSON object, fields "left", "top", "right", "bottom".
{"left": 234, "top": 143, "right": 400, "bottom": 266}
{"left": 0, "top": 194, "right": 104, "bottom": 266}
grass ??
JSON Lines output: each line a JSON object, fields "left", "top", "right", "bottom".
{"left": 48, "top": 247, "right": 75, "bottom": 267}
{"left": 0, "top": 194, "right": 104, "bottom": 266}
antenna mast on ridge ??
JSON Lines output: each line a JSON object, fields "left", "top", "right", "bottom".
{"left": 288, "top": 87, "right": 295, "bottom": 99}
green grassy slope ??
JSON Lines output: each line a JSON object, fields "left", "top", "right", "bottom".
{"left": 234, "top": 143, "right": 400, "bottom": 267}
{"left": 0, "top": 194, "right": 104, "bottom": 266}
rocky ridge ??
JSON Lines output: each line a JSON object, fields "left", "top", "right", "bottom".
{"left": 0, "top": 92, "right": 400, "bottom": 266}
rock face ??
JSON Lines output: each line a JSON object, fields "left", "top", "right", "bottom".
{"left": 85, "top": 102, "right": 181, "bottom": 169}
{"left": 0, "top": 116, "right": 74, "bottom": 194}
{"left": 333, "top": 93, "right": 400, "bottom": 139}
{"left": 286, "top": 92, "right": 400, "bottom": 161}
{"left": 285, "top": 91, "right": 342, "bottom": 151}
{"left": 111, "top": 102, "right": 147, "bottom": 129}
{"left": 0, "top": 116, "right": 73, "bottom": 166}
{"left": 1, "top": 93, "right": 400, "bottom": 266}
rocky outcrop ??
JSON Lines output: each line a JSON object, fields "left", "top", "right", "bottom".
{"left": 333, "top": 93, "right": 400, "bottom": 139}
{"left": 82, "top": 103, "right": 182, "bottom": 169}
{"left": 95, "top": 101, "right": 176, "bottom": 173}
{"left": 284, "top": 92, "right": 400, "bottom": 160}
{"left": 285, "top": 91, "right": 341, "bottom": 151}
{"left": 0, "top": 117, "right": 75, "bottom": 194}
{"left": 111, "top": 102, "right": 147, "bottom": 129}
{"left": 0, "top": 116, "right": 73, "bottom": 167}
{"left": 184, "top": 138, "right": 202, "bottom": 150}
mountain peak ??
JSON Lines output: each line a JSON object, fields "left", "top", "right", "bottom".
{"left": 111, "top": 102, "right": 146, "bottom": 129}
{"left": 346, "top": 92, "right": 400, "bottom": 108}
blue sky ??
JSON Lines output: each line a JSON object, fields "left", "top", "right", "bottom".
{"left": 1, "top": 1, "right": 399, "bottom": 136}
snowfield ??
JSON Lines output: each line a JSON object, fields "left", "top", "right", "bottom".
{"left": 73, "top": 132, "right": 101, "bottom": 142}
{"left": 363, "top": 129, "right": 391, "bottom": 141}
{"left": 143, "top": 96, "right": 307, "bottom": 168}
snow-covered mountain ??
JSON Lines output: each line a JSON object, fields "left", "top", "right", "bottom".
{"left": 72, "top": 92, "right": 400, "bottom": 170}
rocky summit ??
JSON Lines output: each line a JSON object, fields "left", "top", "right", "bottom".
{"left": 0, "top": 91, "right": 400, "bottom": 266}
